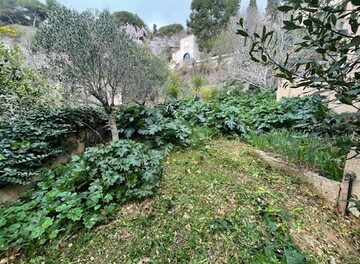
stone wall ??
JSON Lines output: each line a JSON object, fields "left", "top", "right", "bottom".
{"left": 276, "top": 81, "right": 359, "bottom": 114}
{"left": 0, "top": 127, "right": 106, "bottom": 202}
{"left": 254, "top": 149, "right": 341, "bottom": 208}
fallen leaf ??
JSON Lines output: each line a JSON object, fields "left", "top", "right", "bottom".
{"left": 217, "top": 206, "right": 226, "bottom": 216}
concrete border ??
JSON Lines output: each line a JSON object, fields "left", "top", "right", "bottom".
{"left": 253, "top": 149, "right": 342, "bottom": 208}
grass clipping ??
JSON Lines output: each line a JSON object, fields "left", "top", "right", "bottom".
{"left": 21, "top": 140, "right": 360, "bottom": 264}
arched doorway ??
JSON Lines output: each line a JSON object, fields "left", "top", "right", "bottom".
{"left": 183, "top": 53, "right": 191, "bottom": 62}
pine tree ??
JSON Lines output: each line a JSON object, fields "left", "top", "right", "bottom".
{"left": 187, "top": 0, "right": 240, "bottom": 53}
{"left": 153, "top": 23, "right": 158, "bottom": 34}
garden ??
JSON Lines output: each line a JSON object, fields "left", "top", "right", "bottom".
{"left": 1, "top": 89, "right": 360, "bottom": 263}
{"left": 1, "top": 0, "right": 360, "bottom": 263}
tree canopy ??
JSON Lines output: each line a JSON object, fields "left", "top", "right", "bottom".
{"left": 37, "top": 6, "right": 168, "bottom": 140}
{"left": 113, "top": 11, "right": 147, "bottom": 29}
{"left": 187, "top": 0, "right": 240, "bottom": 53}
{"left": 0, "top": 0, "right": 55, "bottom": 27}
{"left": 157, "top": 24, "right": 184, "bottom": 37}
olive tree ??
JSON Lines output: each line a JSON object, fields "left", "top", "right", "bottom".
{"left": 37, "top": 6, "right": 168, "bottom": 140}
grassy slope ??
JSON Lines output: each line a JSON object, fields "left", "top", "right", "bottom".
{"left": 21, "top": 140, "right": 360, "bottom": 264}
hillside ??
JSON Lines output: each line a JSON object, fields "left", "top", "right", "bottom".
{"left": 1, "top": 25, "right": 43, "bottom": 69}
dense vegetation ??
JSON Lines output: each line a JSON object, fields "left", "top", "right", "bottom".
{"left": 246, "top": 129, "right": 347, "bottom": 181}
{"left": 1, "top": 89, "right": 347, "bottom": 186}
{"left": 1, "top": 89, "right": 350, "bottom": 257}
{"left": 0, "top": 42, "right": 57, "bottom": 118}
{"left": 237, "top": 0, "right": 360, "bottom": 155}
{"left": 187, "top": 0, "right": 240, "bottom": 52}
{"left": 0, "top": 0, "right": 56, "bottom": 27}
{"left": 113, "top": 11, "right": 147, "bottom": 29}
{"left": 0, "top": 140, "right": 165, "bottom": 254}
{"left": 1, "top": 0, "right": 359, "bottom": 262}
{"left": 156, "top": 24, "right": 184, "bottom": 37}
{"left": 0, "top": 107, "right": 106, "bottom": 186}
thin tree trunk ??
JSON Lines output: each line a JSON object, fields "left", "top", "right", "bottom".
{"left": 107, "top": 109, "right": 119, "bottom": 141}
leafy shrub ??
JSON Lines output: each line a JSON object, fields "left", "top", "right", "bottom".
{"left": 159, "top": 91, "right": 349, "bottom": 181}
{"left": 245, "top": 129, "right": 347, "bottom": 181}
{"left": 166, "top": 73, "right": 182, "bottom": 99}
{"left": 163, "top": 90, "right": 332, "bottom": 135}
{"left": 0, "top": 107, "right": 107, "bottom": 186}
{"left": 189, "top": 126, "right": 221, "bottom": 147}
{"left": 0, "top": 140, "right": 165, "bottom": 255}
{"left": 192, "top": 74, "right": 203, "bottom": 92}
{"left": 0, "top": 25, "right": 18, "bottom": 37}
{"left": 0, "top": 42, "right": 59, "bottom": 118}
{"left": 198, "top": 86, "right": 220, "bottom": 101}
{"left": 115, "top": 103, "right": 191, "bottom": 147}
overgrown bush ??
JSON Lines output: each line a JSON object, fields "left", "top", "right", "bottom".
{"left": 166, "top": 73, "right": 182, "bottom": 99}
{"left": 0, "top": 25, "right": 17, "bottom": 37}
{"left": 161, "top": 90, "right": 331, "bottom": 135}
{"left": 192, "top": 74, "right": 203, "bottom": 92}
{"left": 0, "top": 42, "right": 59, "bottom": 118}
{"left": 0, "top": 140, "right": 165, "bottom": 255}
{"left": 0, "top": 88, "right": 350, "bottom": 258}
{"left": 115, "top": 103, "right": 191, "bottom": 147}
{"left": 198, "top": 86, "right": 219, "bottom": 101}
{"left": 0, "top": 107, "right": 107, "bottom": 186}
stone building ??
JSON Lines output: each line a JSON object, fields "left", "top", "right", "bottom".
{"left": 171, "top": 34, "right": 200, "bottom": 65}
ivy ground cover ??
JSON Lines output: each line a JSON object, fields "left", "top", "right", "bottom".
{"left": 19, "top": 140, "right": 360, "bottom": 264}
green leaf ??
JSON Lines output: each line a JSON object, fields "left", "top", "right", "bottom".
{"left": 283, "top": 20, "right": 300, "bottom": 30}
{"left": 351, "top": 0, "right": 360, "bottom": 6}
{"left": 346, "top": 89, "right": 360, "bottom": 96}
{"left": 277, "top": 6, "right": 293, "bottom": 12}
{"left": 49, "top": 230, "right": 59, "bottom": 240}
{"left": 237, "top": 18, "right": 244, "bottom": 27}
{"left": 285, "top": 249, "right": 306, "bottom": 264}
{"left": 41, "top": 218, "right": 54, "bottom": 230}
{"left": 303, "top": 19, "right": 312, "bottom": 27}
{"left": 310, "top": 77, "right": 325, "bottom": 82}
{"left": 236, "top": 29, "right": 249, "bottom": 37}
{"left": 67, "top": 208, "right": 83, "bottom": 221}
{"left": 0, "top": 218, "right": 6, "bottom": 228}
{"left": 342, "top": 36, "right": 360, "bottom": 50}
{"left": 56, "top": 203, "right": 72, "bottom": 212}
{"left": 84, "top": 214, "right": 105, "bottom": 229}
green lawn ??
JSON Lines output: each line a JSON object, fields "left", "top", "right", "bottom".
{"left": 20, "top": 140, "right": 360, "bottom": 264}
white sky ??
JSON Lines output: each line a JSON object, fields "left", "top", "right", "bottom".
{"left": 55, "top": 0, "right": 267, "bottom": 28}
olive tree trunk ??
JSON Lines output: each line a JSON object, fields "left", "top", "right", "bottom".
{"left": 107, "top": 110, "right": 119, "bottom": 141}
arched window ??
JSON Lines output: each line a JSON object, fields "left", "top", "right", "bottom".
{"left": 183, "top": 53, "right": 191, "bottom": 62}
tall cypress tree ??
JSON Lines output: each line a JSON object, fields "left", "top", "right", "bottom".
{"left": 247, "top": 0, "right": 258, "bottom": 13}
{"left": 266, "top": 0, "right": 279, "bottom": 22}
{"left": 187, "top": 0, "right": 240, "bottom": 53}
